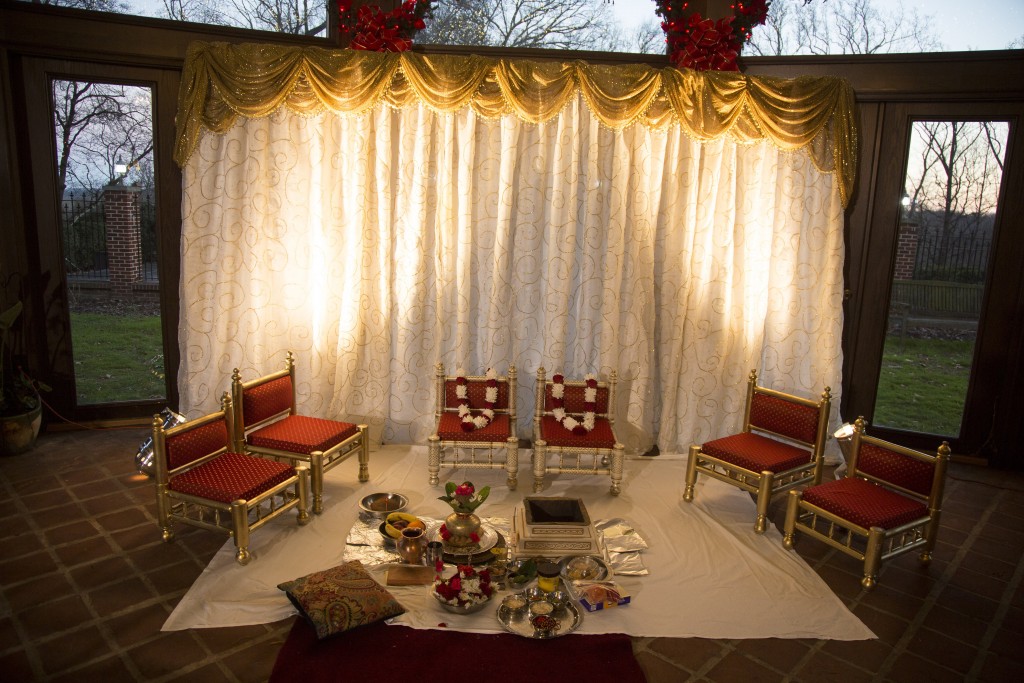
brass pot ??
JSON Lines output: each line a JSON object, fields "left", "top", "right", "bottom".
{"left": 444, "top": 511, "right": 481, "bottom": 548}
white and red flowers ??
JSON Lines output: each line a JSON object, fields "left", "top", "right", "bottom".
{"left": 456, "top": 368, "right": 498, "bottom": 431}
{"left": 433, "top": 564, "right": 493, "bottom": 607}
{"left": 552, "top": 373, "right": 598, "bottom": 435}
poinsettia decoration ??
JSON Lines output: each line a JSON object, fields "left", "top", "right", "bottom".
{"left": 337, "top": 0, "right": 433, "bottom": 52}
{"left": 654, "top": 0, "right": 770, "bottom": 71}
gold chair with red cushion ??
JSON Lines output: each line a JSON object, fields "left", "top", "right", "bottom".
{"left": 683, "top": 369, "right": 832, "bottom": 533}
{"left": 152, "top": 393, "right": 310, "bottom": 565}
{"left": 783, "top": 417, "right": 950, "bottom": 590}
{"left": 231, "top": 352, "right": 369, "bottom": 515}
{"left": 427, "top": 364, "right": 519, "bottom": 489}
{"left": 532, "top": 367, "right": 625, "bottom": 495}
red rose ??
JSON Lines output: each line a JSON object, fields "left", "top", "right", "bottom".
{"left": 455, "top": 482, "right": 475, "bottom": 497}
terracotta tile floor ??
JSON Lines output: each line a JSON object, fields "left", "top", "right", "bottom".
{"left": 2, "top": 427, "right": 1023, "bottom": 682}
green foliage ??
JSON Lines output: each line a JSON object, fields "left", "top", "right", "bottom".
{"left": 874, "top": 335, "right": 973, "bottom": 436}
{"left": 1, "top": 301, "right": 48, "bottom": 416}
{"left": 69, "top": 312, "right": 165, "bottom": 404}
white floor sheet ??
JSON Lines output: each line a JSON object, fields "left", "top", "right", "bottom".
{"left": 163, "top": 446, "right": 874, "bottom": 640}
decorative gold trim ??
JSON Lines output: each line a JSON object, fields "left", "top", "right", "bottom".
{"left": 175, "top": 43, "right": 858, "bottom": 206}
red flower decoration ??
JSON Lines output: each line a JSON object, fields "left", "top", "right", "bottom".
{"left": 655, "top": 0, "right": 768, "bottom": 72}
{"left": 338, "top": 0, "right": 433, "bottom": 53}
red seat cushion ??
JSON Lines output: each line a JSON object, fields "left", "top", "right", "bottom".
{"left": 802, "top": 477, "right": 929, "bottom": 530}
{"left": 539, "top": 416, "right": 617, "bottom": 449}
{"left": 436, "top": 412, "right": 512, "bottom": 442}
{"left": 169, "top": 451, "right": 295, "bottom": 503}
{"left": 702, "top": 432, "right": 812, "bottom": 474}
{"left": 248, "top": 415, "right": 359, "bottom": 454}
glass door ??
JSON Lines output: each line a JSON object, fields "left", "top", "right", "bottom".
{"left": 873, "top": 120, "right": 1009, "bottom": 438}
{"left": 52, "top": 78, "right": 166, "bottom": 405}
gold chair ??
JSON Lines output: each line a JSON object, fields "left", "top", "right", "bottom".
{"left": 683, "top": 369, "right": 832, "bottom": 533}
{"left": 532, "top": 367, "right": 625, "bottom": 495}
{"left": 427, "top": 364, "right": 519, "bottom": 489}
{"left": 783, "top": 417, "right": 950, "bottom": 590}
{"left": 231, "top": 352, "right": 369, "bottom": 514}
{"left": 152, "top": 394, "right": 310, "bottom": 565}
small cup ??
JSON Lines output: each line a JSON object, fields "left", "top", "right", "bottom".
{"left": 425, "top": 541, "right": 444, "bottom": 567}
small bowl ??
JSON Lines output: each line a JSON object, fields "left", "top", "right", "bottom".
{"left": 431, "top": 588, "right": 493, "bottom": 615}
{"left": 359, "top": 492, "right": 408, "bottom": 517}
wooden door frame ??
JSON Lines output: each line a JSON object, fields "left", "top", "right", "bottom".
{"left": 842, "top": 100, "right": 1024, "bottom": 459}
{"left": 15, "top": 56, "right": 181, "bottom": 422}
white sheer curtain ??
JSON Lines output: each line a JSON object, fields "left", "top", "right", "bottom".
{"left": 179, "top": 93, "right": 844, "bottom": 454}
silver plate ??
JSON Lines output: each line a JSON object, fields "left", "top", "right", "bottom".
{"left": 429, "top": 523, "right": 499, "bottom": 557}
{"left": 497, "top": 589, "right": 582, "bottom": 639}
{"left": 559, "top": 555, "right": 611, "bottom": 582}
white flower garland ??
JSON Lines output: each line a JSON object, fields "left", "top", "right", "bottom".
{"left": 551, "top": 373, "right": 598, "bottom": 435}
{"left": 456, "top": 368, "right": 498, "bottom": 431}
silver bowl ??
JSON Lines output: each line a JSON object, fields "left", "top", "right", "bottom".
{"left": 358, "top": 492, "right": 409, "bottom": 517}
{"left": 431, "top": 588, "right": 493, "bottom": 615}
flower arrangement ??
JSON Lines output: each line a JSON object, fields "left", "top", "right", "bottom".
{"left": 456, "top": 368, "right": 498, "bottom": 431}
{"left": 337, "top": 0, "right": 433, "bottom": 52}
{"left": 551, "top": 373, "right": 597, "bottom": 435}
{"left": 654, "top": 0, "right": 770, "bottom": 71}
{"left": 438, "top": 480, "right": 490, "bottom": 514}
{"left": 433, "top": 564, "right": 493, "bottom": 608}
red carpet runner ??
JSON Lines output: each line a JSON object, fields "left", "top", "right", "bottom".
{"left": 270, "top": 618, "right": 647, "bottom": 683}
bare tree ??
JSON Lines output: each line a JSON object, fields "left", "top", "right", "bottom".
{"left": 52, "top": 80, "right": 154, "bottom": 195}
{"left": 904, "top": 121, "right": 1008, "bottom": 280}
{"left": 27, "top": 0, "right": 129, "bottom": 9}
{"left": 747, "top": 0, "right": 944, "bottom": 56}
{"left": 419, "top": 0, "right": 618, "bottom": 51}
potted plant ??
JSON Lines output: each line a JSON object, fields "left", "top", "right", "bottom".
{"left": 1, "top": 301, "right": 48, "bottom": 455}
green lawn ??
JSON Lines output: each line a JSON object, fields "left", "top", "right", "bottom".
{"left": 873, "top": 335, "right": 974, "bottom": 437}
{"left": 69, "top": 312, "right": 165, "bottom": 404}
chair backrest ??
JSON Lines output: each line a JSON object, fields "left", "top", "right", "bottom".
{"left": 153, "top": 394, "right": 232, "bottom": 482}
{"left": 533, "top": 367, "right": 616, "bottom": 422}
{"left": 744, "top": 370, "right": 831, "bottom": 455}
{"left": 848, "top": 417, "right": 951, "bottom": 504}
{"left": 434, "top": 364, "right": 517, "bottom": 418}
{"left": 231, "top": 352, "right": 297, "bottom": 448}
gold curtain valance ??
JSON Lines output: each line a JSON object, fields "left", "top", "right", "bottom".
{"left": 175, "top": 42, "right": 857, "bottom": 205}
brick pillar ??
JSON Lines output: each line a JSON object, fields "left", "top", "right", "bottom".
{"left": 103, "top": 184, "right": 142, "bottom": 295}
{"left": 894, "top": 219, "right": 918, "bottom": 280}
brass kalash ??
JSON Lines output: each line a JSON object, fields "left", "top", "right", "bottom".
{"left": 511, "top": 497, "right": 601, "bottom": 558}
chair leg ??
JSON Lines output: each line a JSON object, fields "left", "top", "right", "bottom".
{"left": 862, "top": 527, "right": 885, "bottom": 590}
{"left": 231, "top": 501, "right": 252, "bottom": 566}
{"left": 782, "top": 490, "right": 801, "bottom": 549}
{"left": 310, "top": 452, "right": 325, "bottom": 515}
{"left": 427, "top": 436, "right": 440, "bottom": 486}
{"left": 357, "top": 424, "right": 370, "bottom": 483}
{"left": 609, "top": 444, "right": 624, "bottom": 496}
{"left": 296, "top": 466, "right": 311, "bottom": 526}
{"left": 920, "top": 515, "right": 940, "bottom": 564}
{"left": 156, "top": 483, "right": 175, "bottom": 542}
{"left": 532, "top": 440, "right": 547, "bottom": 493}
{"left": 754, "top": 472, "right": 773, "bottom": 534}
{"left": 506, "top": 437, "right": 519, "bottom": 490}
{"left": 683, "top": 444, "right": 700, "bottom": 502}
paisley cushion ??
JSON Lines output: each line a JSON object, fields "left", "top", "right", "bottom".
{"left": 749, "top": 392, "right": 820, "bottom": 444}
{"left": 248, "top": 415, "right": 359, "bottom": 454}
{"left": 539, "top": 415, "right": 617, "bottom": 449}
{"left": 802, "top": 476, "right": 929, "bottom": 530}
{"left": 243, "top": 375, "right": 293, "bottom": 426}
{"left": 436, "top": 412, "right": 512, "bottom": 442}
{"left": 165, "top": 418, "right": 230, "bottom": 470}
{"left": 857, "top": 442, "right": 935, "bottom": 497}
{"left": 702, "top": 432, "right": 812, "bottom": 474}
{"left": 279, "top": 560, "right": 406, "bottom": 640}
{"left": 168, "top": 451, "right": 294, "bottom": 503}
